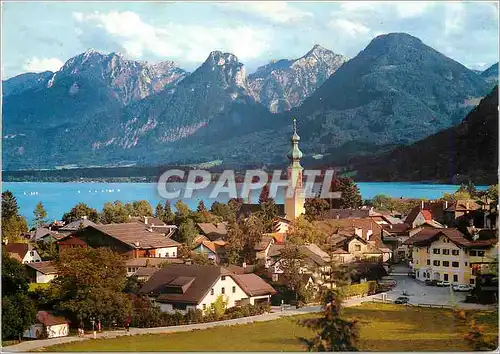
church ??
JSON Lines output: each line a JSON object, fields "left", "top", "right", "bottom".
{"left": 237, "top": 118, "right": 306, "bottom": 231}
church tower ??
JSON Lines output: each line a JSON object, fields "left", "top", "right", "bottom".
{"left": 284, "top": 118, "right": 305, "bottom": 220}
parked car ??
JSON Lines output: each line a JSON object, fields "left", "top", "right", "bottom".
{"left": 452, "top": 284, "right": 473, "bottom": 292}
{"left": 395, "top": 296, "right": 410, "bottom": 304}
{"left": 401, "top": 290, "right": 411, "bottom": 296}
{"left": 425, "top": 279, "right": 439, "bottom": 286}
{"left": 437, "top": 281, "right": 451, "bottom": 287}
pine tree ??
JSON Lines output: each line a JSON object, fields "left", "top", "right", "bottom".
{"left": 2, "top": 191, "right": 19, "bottom": 219}
{"left": 197, "top": 200, "right": 207, "bottom": 213}
{"left": 33, "top": 202, "right": 48, "bottom": 228}
{"left": 258, "top": 184, "right": 270, "bottom": 204}
{"left": 155, "top": 202, "right": 165, "bottom": 220}
{"left": 1, "top": 191, "right": 29, "bottom": 243}
{"left": 331, "top": 177, "right": 362, "bottom": 209}
{"left": 163, "top": 201, "right": 175, "bottom": 224}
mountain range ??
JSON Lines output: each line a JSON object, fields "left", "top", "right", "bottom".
{"left": 2, "top": 32, "right": 497, "bottom": 173}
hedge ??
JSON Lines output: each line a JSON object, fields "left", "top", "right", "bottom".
{"left": 341, "top": 281, "right": 378, "bottom": 298}
{"left": 132, "top": 300, "right": 271, "bottom": 328}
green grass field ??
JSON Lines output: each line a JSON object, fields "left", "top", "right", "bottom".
{"left": 42, "top": 303, "right": 498, "bottom": 352}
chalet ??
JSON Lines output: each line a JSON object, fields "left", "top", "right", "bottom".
{"left": 58, "top": 217, "right": 98, "bottom": 235}
{"left": 5, "top": 243, "right": 42, "bottom": 263}
{"left": 23, "top": 311, "right": 69, "bottom": 339}
{"left": 443, "top": 199, "right": 490, "bottom": 228}
{"left": 26, "top": 261, "right": 58, "bottom": 283}
{"left": 59, "top": 223, "right": 181, "bottom": 258}
{"left": 139, "top": 264, "right": 276, "bottom": 313}
{"left": 327, "top": 233, "right": 384, "bottom": 263}
{"left": 28, "top": 227, "right": 64, "bottom": 243}
{"left": 254, "top": 235, "right": 275, "bottom": 266}
{"left": 192, "top": 240, "right": 227, "bottom": 264}
{"left": 196, "top": 223, "right": 227, "bottom": 241}
{"left": 405, "top": 228, "right": 498, "bottom": 286}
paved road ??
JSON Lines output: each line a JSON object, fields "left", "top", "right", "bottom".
{"left": 3, "top": 294, "right": 383, "bottom": 352}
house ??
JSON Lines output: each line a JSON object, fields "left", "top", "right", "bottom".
{"left": 139, "top": 264, "right": 276, "bottom": 313}
{"left": 23, "top": 311, "right": 69, "bottom": 339}
{"left": 443, "top": 199, "right": 488, "bottom": 228}
{"left": 132, "top": 217, "right": 177, "bottom": 236}
{"left": 28, "top": 227, "right": 64, "bottom": 243}
{"left": 404, "top": 228, "right": 498, "bottom": 286}
{"left": 5, "top": 243, "right": 42, "bottom": 263}
{"left": 327, "top": 233, "right": 383, "bottom": 263}
{"left": 125, "top": 257, "right": 184, "bottom": 276}
{"left": 57, "top": 235, "right": 89, "bottom": 251}
{"left": 196, "top": 223, "right": 228, "bottom": 241}
{"left": 192, "top": 240, "right": 227, "bottom": 264}
{"left": 61, "top": 223, "right": 181, "bottom": 259}
{"left": 26, "top": 261, "right": 58, "bottom": 283}
{"left": 58, "top": 217, "right": 98, "bottom": 235}
{"left": 133, "top": 267, "right": 160, "bottom": 282}
{"left": 254, "top": 235, "right": 275, "bottom": 265}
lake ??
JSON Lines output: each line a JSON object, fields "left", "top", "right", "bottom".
{"left": 2, "top": 182, "right": 486, "bottom": 225}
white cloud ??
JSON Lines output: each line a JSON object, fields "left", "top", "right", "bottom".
{"left": 23, "top": 57, "right": 63, "bottom": 73}
{"left": 327, "top": 18, "right": 370, "bottom": 37}
{"left": 215, "top": 2, "right": 313, "bottom": 24}
{"left": 444, "top": 3, "right": 466, "bottom": 36}
{"left": 73, "top": 11, "right": 271, "bottom": 65}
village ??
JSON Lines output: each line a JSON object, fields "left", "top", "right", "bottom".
{"left": 2, "top": 123, "right": 498, "bottom": 350}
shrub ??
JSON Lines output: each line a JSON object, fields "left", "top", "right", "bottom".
{"left": 341, "top": 281, "right": 378, "bottom": 298}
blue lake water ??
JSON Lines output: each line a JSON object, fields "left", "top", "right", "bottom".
{"left": 2, "top": 182, "right": 486, "bottom": 225}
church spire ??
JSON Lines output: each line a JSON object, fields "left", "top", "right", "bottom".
{"left": 287, "top": 118, "right": 303, "bottom": 167}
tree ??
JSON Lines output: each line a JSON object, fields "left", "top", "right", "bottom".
{"left": 331, "top": 177, "right": 362, "bottom": 209}
{"left": 35, "top": 240, "right": 58, "bottom": 261}
{"left": 100, "top": 201, "right": 130, "bottom": 224}
{"left": 205, "top": 295, "right": 227, "bottom": 319}
{"left": 299, "top": 261, "right": 359, "bottom": 351}
{"left": 2, "top": 251, "right": 36, "bottom": 340}
{"left": 62, "top": 203, "right": 99, "bottom": 224}
{"left": 1, "top": 191, "right": 29, "bottom": 243}
{"left": 286, "top": 216, "right": 326, "bottom": 245}
{"left": 130, "top": 200, "right": 153, "bottom": 217}
{"left": 52, "top": 247, "right": 131, "bottom": 326}
{"left": 155, "top": 202, "right": 165, "bottom": 220}
{"left": 33, "top": 202, "right": 48, "bottom": 228}
{"left": 191, "top": 253, "right": 214, "bottom": 265}
{"left": 210, "top": 202, "right": 234, "bottom": 222}
{"left": 175, "top": 200, "right": 192, "bottom": 224}
{"left": 258, "top": 184, "right": 270, "bottom": 204}
{"left": 458, "top": 181, "right": 478, "bottom": 198}
{"left": 278, "top": 245, "right": 308, "bottom": 300}
{"left": 162, "top": 201, "right": 176, "bottom": 224}
{"left": 304, "top": 198, "right": 330, "bottom": 221}
{"left": 178, "top": 219, "right": 198, "bottom": 247}
{"left": 258, "top": 199, "right": 279, "bottom": 233}
{"left": 241, "top": 214, "right": 265, "bottom": 263}
{"left": 228, "top": 198, "right": 244, "bottom": 215}
{"left": 197, "top": 200, "right": 207, "bottom": 213}
{"left": 226, "top": 219, "right": 244, "bottom": 265}
{"left": 485, "top": 184, "right": 498, "bottom": 204}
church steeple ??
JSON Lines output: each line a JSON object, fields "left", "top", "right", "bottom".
{"left": 287, "top": 118, "right": 303, "bottom": 167}
{"left": 284, "top": 117, "right": 305, "bottom": 221}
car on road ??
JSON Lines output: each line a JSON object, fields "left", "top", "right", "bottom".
{"left": 394, "top": 296, "right": 410, "bottom": 304}
{"left": 437, "top": 281, "right": 451, "bottom": 287}
{"left": 425, "top": 279, "right": 439, "bottom": 286}
{"left": 452, "top": 284, "right": 473, "bottom": 292}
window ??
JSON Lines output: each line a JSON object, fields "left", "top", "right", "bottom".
{"left": 452, "top": 262, "right": 459, "bottom": 268}
{"left": 433, "top": 249, "right": 440, "bottom": 254}
{"left": 444, "top": 274, "right": 449, "bottom": 281}
{"left": 452, "top": 250, "right": 459, "bottom": 256}
{"left": 203, "top": 304, "right": 206, "bottom": 310}
{"left": 433, "top": 260, "right": 440, "bottom": 266}
{"left": 427, "top": 260, "right": 430, "bottom": 265}
{"left": 173, "top": 303, "right": 187, "bottom": 310}
{"left": 470, "top": 250, "right": 477, "bottom": 256}
{"left": 30, "top": 251, "right": 34, "bottom": 256}
{"left": 210, "top": 288, "right": 214, "bottom": 295}
{"left": 417, "top": 271, "right": 420, "bottom": 277}
{"left": 221, "top": 276, "right": 226, "bottom": 281}
{"left": 426, "top": 247, "right": 430, "bottom": 253}
{"left": 166, "top": 252, "right": 169, "bottom": 258}
{"left": 355, "top": 244, "right": 361, "bottom": 251}
{"left": 465, "top": 262, "right": 468, "bottom": 266}
{"left": 221, "top": 287, "right": 225, "bottom": 295}
{"left": 232, "top": 286, "right": 236, "bottom": 293}
{"left": 416, "top": 260, "right": 419, "bottom": 264}
{"left": 453, "top": 274, "right": 458, "bottom": 282}
{"left": 470, "top": 278, "right": 475, "bottom": 285}
{"left": 172, "top": 252, "right": 176, "bottom": 258}
{"left": 442, "top": 249, "right": 450, "bottom": 255}
{"left": 442, "top": 261, "right": 449, "bottom": 267}
{"left": 477, "top": 251, "right": 485, "bottom": 257}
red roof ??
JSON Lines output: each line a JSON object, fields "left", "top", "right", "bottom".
{"left": 421, "top": 210, "right": 432, "bottom": 221}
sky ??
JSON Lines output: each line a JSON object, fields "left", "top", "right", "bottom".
{"left": 2, "top": 1, "right": 499, "bottom": 79}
